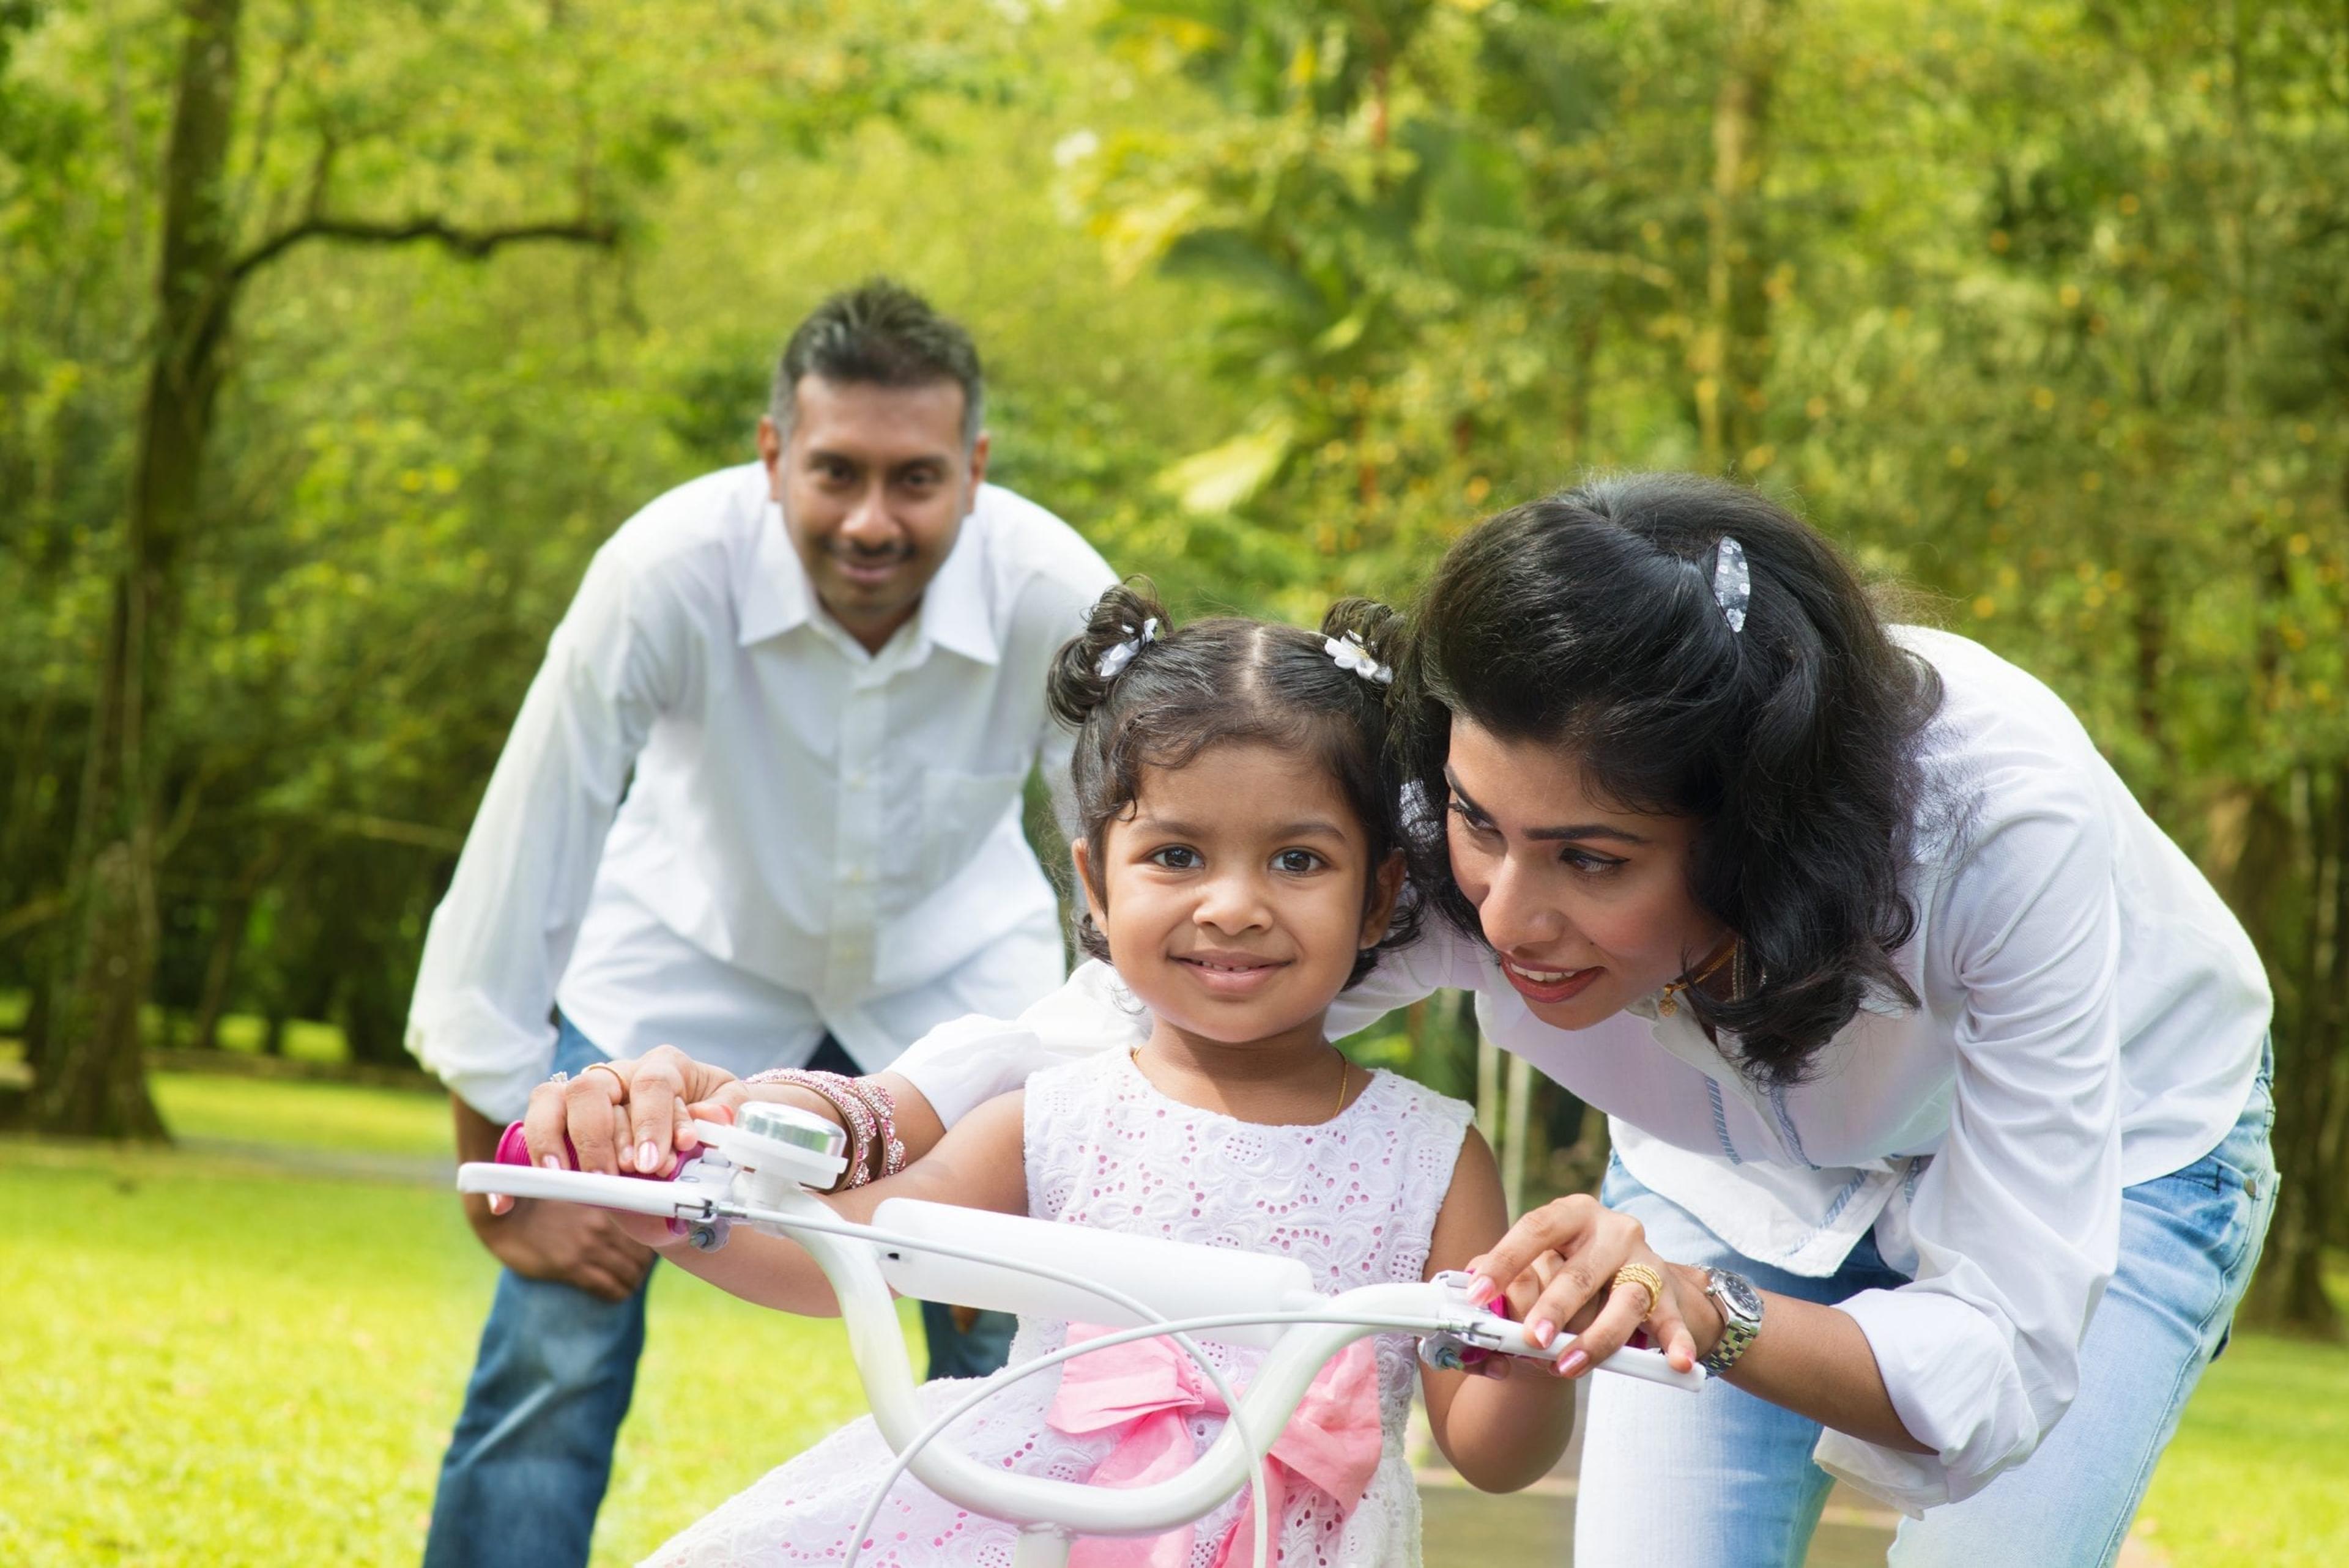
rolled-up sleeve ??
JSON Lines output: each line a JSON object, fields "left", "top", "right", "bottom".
{"left": 1324, "top": 922, "right": 1479, "bottom": 1038}
{"left": 1814, "top": 786, "right": 2123, "bottom": 1514}
{"left": 403, "top": 545, "right": 680, "bottom": 1122}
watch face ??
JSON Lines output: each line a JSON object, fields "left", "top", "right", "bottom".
{"left": 1713, "top": 1269, "right": 1764, "bottom": 1321}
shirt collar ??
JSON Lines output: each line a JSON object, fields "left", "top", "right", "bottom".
{"left": 736, "top": 485, "right": 999, "bottom": 667}
{"left": 913, "top": 500, "right": 999, "bottom": 666}
{"left": 738, "top": 486, "right": 814, "bottom": 647}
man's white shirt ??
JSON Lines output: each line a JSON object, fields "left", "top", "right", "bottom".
{"left": 406, "top": 463, "right": 1115, "bottom": 1123}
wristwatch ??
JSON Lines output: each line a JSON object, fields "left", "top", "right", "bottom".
{"left": 1699, "top": 1267, "right": 1764, "bottom": 1375}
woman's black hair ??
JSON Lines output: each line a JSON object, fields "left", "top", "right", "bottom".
{"left": 1046, "top": 581, "right": 1420, "bottom": 986}
{"left": 1398, "top": 473, "right": 1944, "bottom": 1085}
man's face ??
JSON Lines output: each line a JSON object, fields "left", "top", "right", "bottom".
{"left": 757, "top": 374, "right": 988, "bottom": 654}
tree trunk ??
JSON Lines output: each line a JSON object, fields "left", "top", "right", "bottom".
{"left": 188, "top": 898, "right": 249, "bottom": 1052}
{"left": 2228, "top": 772, "right": 2346, "bottom": 1336}
{"left": 1693, "top": 0, "right": 1783, "bottom": 470}
{"left": 36, "top": 0, "right": 243, "bottom": 1139}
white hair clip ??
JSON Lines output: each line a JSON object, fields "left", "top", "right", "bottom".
{"left": 1325, "top": 631, "right": 1393, "bottom": 686}
{"left": 1712, "top": 537, "right": 1751, "bottom": 634}
{"left": 1095, "top": 618, "right": 1159, "bottom": 679}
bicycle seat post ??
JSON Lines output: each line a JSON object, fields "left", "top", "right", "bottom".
{"left": 1009, "top": 1523, "right": 1074, "bottom": 1568}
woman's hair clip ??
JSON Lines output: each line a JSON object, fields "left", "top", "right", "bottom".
{"left": 1325, "top": 631, "right": 1393, "bottom": 686}
{"left": 1095, "top": 618, "right": 1159, "bottom": 679}
{"left": 1711, "top": 536, "right": 1751, "bottom": 634}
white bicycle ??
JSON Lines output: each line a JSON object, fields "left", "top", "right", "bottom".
{"left": 459, "top": 1101, "right": 1704, "bottom": 1568}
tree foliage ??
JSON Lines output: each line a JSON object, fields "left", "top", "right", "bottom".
{"left": 2, "top": 0, "right": 2343, "bottom": 1318}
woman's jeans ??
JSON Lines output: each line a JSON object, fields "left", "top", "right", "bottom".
{"left": 421, "top": 1017, "right": 1013, "bottom": 1568}
{"left": 1575, "top": 1049, "right": 2276, "bottom": 1568}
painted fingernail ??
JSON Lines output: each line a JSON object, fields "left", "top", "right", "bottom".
{"left": 1463, "top": 1277, "right": 1497, "bottom": 1307}
{"left": 639, "top": 1141, "right": 661, "bottom": 1172}
{"left": 1529, "top": 1318, "right": 1556, "bottom": 1348}
{"left": 1559, "top": 1348, "right": 1589, "bottom": 1377}
{"left": 540, "top": 1155, "right": 560, "bottom": 1170}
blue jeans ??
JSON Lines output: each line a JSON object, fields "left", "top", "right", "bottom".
{"left": 1573, "top": 1048, "right": 2277, "bottom": 1568}
{"left": 425, "top": 1019, "right": 961, "bottom": 1567}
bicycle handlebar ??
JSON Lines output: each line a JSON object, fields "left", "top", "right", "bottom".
{"left": 456, "top": 1104, "right": 1702, "bottom": 1556}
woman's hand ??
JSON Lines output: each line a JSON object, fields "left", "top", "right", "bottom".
{"left": 1467, "top": 1193, "right": 1711, "bottom": 1378}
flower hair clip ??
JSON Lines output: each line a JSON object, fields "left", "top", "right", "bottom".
{"left": 1711, "top": 537, "right": 1751, "bottom": 634}
{"left": 1325, "top": 631, "right": 1393, "bottom": 686}
{"left": 1095, "top": 618, "right": 1159, "bottom": 679}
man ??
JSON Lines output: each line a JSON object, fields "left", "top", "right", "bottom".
{"left": 407, "top": 280, "right": 1113, "bottom": 1568}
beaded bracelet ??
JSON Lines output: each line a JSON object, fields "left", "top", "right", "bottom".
{"left": 842, "top": 1076, "right": 905, "bottom": 1180}
{"left": 745, "top": 1068, "right": 877, "bottom": 1187}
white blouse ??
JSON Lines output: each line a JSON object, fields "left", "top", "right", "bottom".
{"left": 894, "top": 627, "right": 2270, "bottom": 1514}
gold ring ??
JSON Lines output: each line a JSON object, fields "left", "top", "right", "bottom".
{"left": 1612, "top": 1262, "right": 1666, "bottom": 1318}
{"left": 581, "top": 1061, "right": 629, "bottom": 1095}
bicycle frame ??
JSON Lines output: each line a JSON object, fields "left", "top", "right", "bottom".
{"left": 458, "top": 1104, "right": 1702, "bottom": 1566}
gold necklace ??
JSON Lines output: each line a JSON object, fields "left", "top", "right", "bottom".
{"left": 1658, "top": 939, "right": 1739, "bottom": 1018}
{"left": 1128, "top": 1048, "right": 1352, "bottom": 1119}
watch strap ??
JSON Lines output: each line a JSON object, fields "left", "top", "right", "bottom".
{"left": 1699, "top": 1266, "right": 1763, "bottom": 1375}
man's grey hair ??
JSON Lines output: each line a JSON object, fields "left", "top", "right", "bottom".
{"left": 767, "top": 278, "right": 985, "bottom": 448}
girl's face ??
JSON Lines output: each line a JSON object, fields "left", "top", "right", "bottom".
{"left": 1074, "top": 741, "right": 1403, "bottom": 1047}
{"left": 1443, "top": 716, "right": 1727, "bottom": 1030}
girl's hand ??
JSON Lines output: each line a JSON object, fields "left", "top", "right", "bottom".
{"left": 486, "top": 1046, "right": 744, "bottom": 1215}
{"left": 1466, "top": 1194, "right": 1707, "bottom": 1378}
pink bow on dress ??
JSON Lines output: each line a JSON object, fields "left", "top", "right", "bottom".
{"left": 1043, "top": 1323, "right": 1384, "bottom": 1568}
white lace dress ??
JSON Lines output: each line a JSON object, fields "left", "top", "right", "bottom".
{"left": 642, "top": 1049, "right": 1473, "bottom": 1568}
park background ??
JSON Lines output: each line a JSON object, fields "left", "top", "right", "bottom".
{"left": 1, "top": 0, "right": 2345, "bottom": 1561}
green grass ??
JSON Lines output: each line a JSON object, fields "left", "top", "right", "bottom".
{"left": 0, "top": 1074, "right": 910, "bottom": 1566}
{"left": 152, "top": 1071, "right": 454, "bottom": 1158}
{"left": 2, "top": 1068, "right": 2344, "bottom": 1566}
{"left": 2134, "top": 1326, "right": 2349, "bottom": 1565}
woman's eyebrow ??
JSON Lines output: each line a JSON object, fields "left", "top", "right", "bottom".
{"left": 1444, "top": 772, "right": 1652, "bottom": 845}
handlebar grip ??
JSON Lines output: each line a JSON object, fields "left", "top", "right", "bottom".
{"left": 494, "top": 1120, "right": 701, "bottom": 1179}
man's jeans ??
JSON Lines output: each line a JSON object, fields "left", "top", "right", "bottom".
{"left": 1573, "top": 1044, "right": 2277, "bottom": 1568}
{"left": 422, "top": 1017, "right": 1014, "bottom": 1567}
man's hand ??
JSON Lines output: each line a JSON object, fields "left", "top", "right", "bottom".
{"left": 468, "top": 1194, "right": 656, "bottom": 1302}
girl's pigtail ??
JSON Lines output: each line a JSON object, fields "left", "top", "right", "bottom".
{"left": 1047, "top": 579, "right": 1173, "bottom": 730}
{"left": 1319, "top": 597, "right": 1405, "bottom": 681}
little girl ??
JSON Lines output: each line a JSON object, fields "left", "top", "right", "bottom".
{"left": 623, "top": 585, "right": 1575, "bottom": 1566}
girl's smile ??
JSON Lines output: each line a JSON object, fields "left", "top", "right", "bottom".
{"left": 1171, "top": 946, "right": 1293, "bottom": 996}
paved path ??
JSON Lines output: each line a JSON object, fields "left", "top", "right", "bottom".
{"left": 1412, "top": 1383, "right": 1901, "bottom": 1566}
{"left": 1413, "top": 1383, "right": 2168, "bottom": 1567}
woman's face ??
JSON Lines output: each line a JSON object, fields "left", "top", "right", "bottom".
{"left": 1443, "top": 716, "right": 1728, "bottom": 1030}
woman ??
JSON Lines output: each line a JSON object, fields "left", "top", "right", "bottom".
{"left": 535, "top": 475, "right": 2273, "bottom": 1566}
